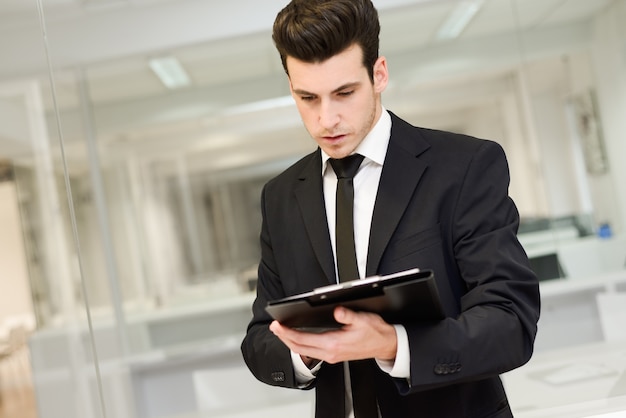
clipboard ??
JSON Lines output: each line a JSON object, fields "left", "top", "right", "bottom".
{"left": 265, "top": 268, "right": 445, "bottom": 332}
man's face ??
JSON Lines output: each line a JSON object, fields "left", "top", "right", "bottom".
{"left": 286, "top": 44, "right": 388, "bottom": 159}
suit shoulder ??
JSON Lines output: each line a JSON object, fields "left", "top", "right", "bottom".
{"left": 391, "top": 113, "right": 505, "bottom": 158}
{"left": 419, "top": 126, "right": 501, "bottom": 153}
{"left": 264, "top": 150, "right": 318, "bottom": 191}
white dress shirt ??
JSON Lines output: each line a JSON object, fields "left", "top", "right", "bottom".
{"left": 290, "top": 109, "right": 411, "bottom": 417}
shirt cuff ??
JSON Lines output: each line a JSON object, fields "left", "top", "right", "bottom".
{"left": 375, "top": 324, "right": 410, "bottom": 379}
{"left": 291, "top": 350, "right": 322, "bottom": 387}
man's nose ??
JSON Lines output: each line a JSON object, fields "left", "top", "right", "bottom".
{"left": 318, "top": 99, "right": 340, "bottom": 130}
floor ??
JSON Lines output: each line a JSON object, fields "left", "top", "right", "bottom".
{"left": 0, "top": 386, "right": 37, "bottom": 418}
{"left": 0, "top": 347, "right": 38, "bottom": 418}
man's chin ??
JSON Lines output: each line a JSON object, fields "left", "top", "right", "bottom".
{"left": 319, "top": 143, "right": 355, "bottom": 160}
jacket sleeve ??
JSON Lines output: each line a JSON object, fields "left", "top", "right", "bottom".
{"left": 240, "top": 184, "right": 300, "bottom": 389}
{"left": 400, "top": 140, "right": 540, "bottom": 394}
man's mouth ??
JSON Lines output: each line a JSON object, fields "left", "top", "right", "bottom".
{"left": 322, "top": 134, "right": 346, "bottom": 141}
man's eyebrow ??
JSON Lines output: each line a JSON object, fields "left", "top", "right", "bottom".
{"left": 332, "top": 82, "right": 360, "bottom": 93}
{"left": 292, "top": 82, "right": 361, "bottom": 96}
{"left": 292, "top": 88, "right": 316, "bottom": 96}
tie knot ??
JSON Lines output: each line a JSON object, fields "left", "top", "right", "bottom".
{"left": 329, "top": 154, "right": 364, "bottom": 179}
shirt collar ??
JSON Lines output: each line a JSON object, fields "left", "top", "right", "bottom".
{"left": 321, "top": 107, "right": 392, "bottom": 175}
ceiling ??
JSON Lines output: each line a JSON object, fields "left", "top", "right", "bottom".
{"left": 0, "top": 0, "right": 615, "bottom": 174}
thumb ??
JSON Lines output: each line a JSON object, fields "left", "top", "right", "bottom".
{"left": 334, "top": 306, "right": 355, "bottom": 325}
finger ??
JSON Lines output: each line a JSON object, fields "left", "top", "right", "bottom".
{"left": 334, "top": 306, "right": 356, "bottom": 325}
{"left": 269, "top": 320, "right": 279, "bottom": 333}
{"left": 270, "top": 323, "right": 331, "bottom": 356}
{"left": 270, "top": 321, "right": 318, "bottom": 347}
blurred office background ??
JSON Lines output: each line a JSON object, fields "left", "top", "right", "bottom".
{"left": 0, "top": 0, "right": 625, "bottom": 417}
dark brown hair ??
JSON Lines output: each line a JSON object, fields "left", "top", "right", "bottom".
{"left": 272, "top": 0, "right": 380, "bottom": 81}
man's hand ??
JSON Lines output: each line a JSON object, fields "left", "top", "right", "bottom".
{"left": 269, "top": 306, "right": 398, "bottom": 364}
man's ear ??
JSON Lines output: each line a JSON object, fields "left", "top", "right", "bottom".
{"left": 373, "top": 56, "right": 389, "bottom": 93}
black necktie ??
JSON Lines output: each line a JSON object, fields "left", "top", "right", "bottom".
{"left": 329, "top": 154, "right": 364, "bottom": 283}
{"left": 327, "top": 154, "right": 378, "bottom": 418}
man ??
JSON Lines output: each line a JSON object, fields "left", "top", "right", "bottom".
{"left": 240, "top": 0, "right": 541, "bottom": 417}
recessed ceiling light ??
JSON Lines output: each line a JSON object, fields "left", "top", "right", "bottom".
{"left": 436, "top": 0, "right": 484, "bottom": 41}
{"left": 148, "top": 56, "right": 191, "bottom": 89}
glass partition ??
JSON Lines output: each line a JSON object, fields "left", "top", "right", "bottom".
{"left": 0, "top": 0, "right": 624, "bottom": 417}
{"left": 0, "top": 2, "right": 104, "bottom": 418}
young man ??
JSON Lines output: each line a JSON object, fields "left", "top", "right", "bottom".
{"left": 241, "top": 1, "right": 541, "bottom": 417}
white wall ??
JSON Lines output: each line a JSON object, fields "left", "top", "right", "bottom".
{"left": 591, "top": 0, "right": 626, "bottom": 233}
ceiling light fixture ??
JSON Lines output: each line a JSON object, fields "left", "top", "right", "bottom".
{"left": 435, "top": 0, "right": 484, "bottom": 41}
{"left": 220, "top": 95, "right": 295, "bottom": 116}
{"left": 148, "top": 56, "right": 191, "bottom": 89}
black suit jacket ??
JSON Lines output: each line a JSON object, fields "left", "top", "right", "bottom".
{"left": 241, "top": 112, "right": 540, "bottom": 417}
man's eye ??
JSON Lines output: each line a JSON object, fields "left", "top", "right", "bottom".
{"left": 300, "top": 96, "right": 315, "bottom": 101}
{"left": 338, "top": 90, "right": 354, "bottom": 97}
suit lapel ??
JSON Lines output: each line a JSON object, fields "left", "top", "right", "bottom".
{"left": 366, "top": 114, "right": 430, "bottom": 276}
{"left": 294, "top": 151, "right": 336, "bottom": 285}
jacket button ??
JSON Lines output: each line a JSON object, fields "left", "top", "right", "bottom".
{"left": 271, "top": 371, "right": 285, "bottom": 382}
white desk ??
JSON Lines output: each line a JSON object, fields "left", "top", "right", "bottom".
{"left": 503, "top": 341, "right": 626, "bottom": 417}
